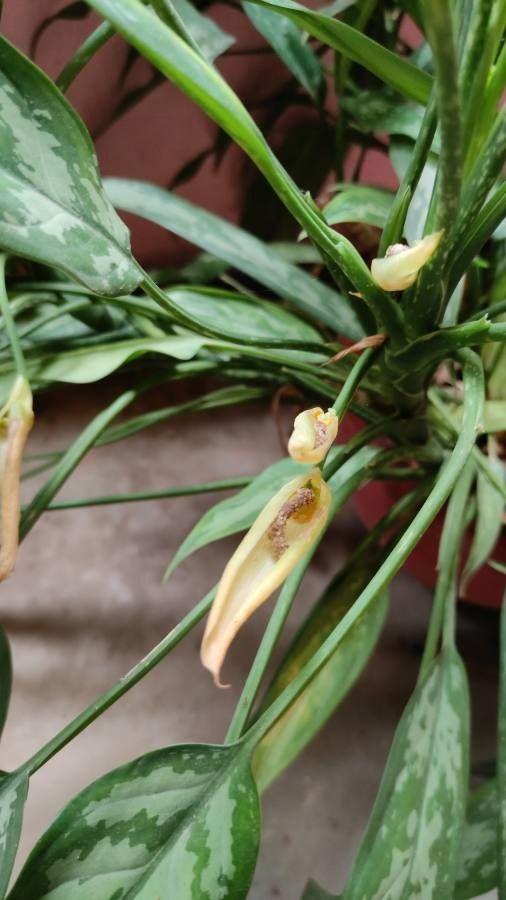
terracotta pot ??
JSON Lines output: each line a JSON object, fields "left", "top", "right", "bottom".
{"left": 338, "top": 414, "right": 505, "bottom": 609}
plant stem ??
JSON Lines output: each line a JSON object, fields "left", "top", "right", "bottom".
{"left": 225, "top": 458, "right": 372, "bottom": 743}
{"left": 20, "top": 587, "right": 216, "bottom": 777}
{"left": 0, "top": 256, "right": 27, "bottom": 380}
{"left": 19, "top": 387, "right": 142, "bottom": 540}
{"left": 331, "top": 346, "right": 381, "bottom": 420}
{"left": 379, "top": 95, "right": 437, "bottom": 256}
{"left": 46, "top": 477, "right": 252, "bottom": 510}
{"left": 242, "top": 350, "right": 484, "bottom": 749}
{"left": 56, "top": 21, "right": 115, "bottom": 92}
{"left": 419, "top": 458, "right": 475, "bottom": 678}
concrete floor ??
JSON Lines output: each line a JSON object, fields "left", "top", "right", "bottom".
{"left": 0, "top": 381, "right": 500, "bottom": 898}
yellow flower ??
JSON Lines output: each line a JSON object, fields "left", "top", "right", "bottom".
{"left": 288, "top": 407, "right": 338, "bottom": 464}
{"left": 371, "top": 231, "right": 443, "bottom": 291}
{"left": 0, "top": 376, "right": 34, "bottom": 581}
{"left": 201, "top": 468, "right": 331, "bottom": 686}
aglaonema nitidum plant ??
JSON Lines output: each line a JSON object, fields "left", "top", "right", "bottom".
{"left": 0, "top": 0, "right": 504, "bottom": 896}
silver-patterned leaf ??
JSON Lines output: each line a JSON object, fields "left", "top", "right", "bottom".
{"left": 9, "top": 743, "right": 260, "bottom": 900}
{"left": 344, "top": 647, "right": 470, "bottom": 900}
{"left": 461, "top": 458, "right": 505, "bottom": 593}
{"left": 455, "top": 779, "right": 498, "bottom": 899}
{"left": 0, "top": 36, "right": 140, "bottom": 296}
{"left": 0, "top": 770, "right": 29, "bottom": 897}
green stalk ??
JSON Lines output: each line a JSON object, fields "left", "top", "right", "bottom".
{"left": 242, "top": 350, "right": 484, "bottom": 748}
{"left": 0, "top": 298, "right": 90, "bottom": 353}
{"left": 0, "top": 256, "right": 27, "bottom": 380}
{"left": 46, "top": 477, "right": 252, "bottom": 510}
{"left": 20, "top": 587, "right": 216, "bottom": 777}
{"left": 379, "top": 96, "right": 437, "bottom": 256}
{"left": 56, "top": 21, "right": 115, "bottom": 92}
{"left": 225, "top": 460, "right": 372, "bottom": 743}
{"left": 409, "top": 0, "right": 462, "bottom": 334}
{"left": 331, "top": 345, "right": 382, "bottom": 420}
{"left": 19, "top": 387, "right": 142, "bottom": 540}
{"left": 419, "top": 458, "right": 475, "bottom": 679}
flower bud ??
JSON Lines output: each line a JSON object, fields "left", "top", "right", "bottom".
{"left": 201, "top": 468, "right": 331, "bottom": 686}
{"left": 288, "top": 407, "right": 338, "bottom": 465}
{"left": 371, "top": 231, "right": 443, "bottom": 291}
{"left": 0, "top": 376, "right": 34, "bottom": 581}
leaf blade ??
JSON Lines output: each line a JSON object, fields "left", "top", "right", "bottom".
{"left": 9, "top": 743, "right": 260, "bottom": 900}
{"left": 0, "top": 36, "right": 139, "bottom": 296}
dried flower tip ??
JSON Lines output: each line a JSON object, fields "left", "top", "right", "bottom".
{"left": 201, "top": 468, "right": 331, "bottom": 686}
{"left": 0, "top": 376, "right": 34, "bottom": 582}
{"left": 371, "top": 231, "right": 443, "bottom": 291}
{"left": 288, "top": 407, "right": 339, "bottom": 465}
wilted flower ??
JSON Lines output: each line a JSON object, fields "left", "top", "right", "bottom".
{"left": 371, "top": 231, "right": 443, "bottom": 291}
{"left": 0, "top": 376, "right": 34, "bottom": 581}
{"left": 288, "top": 407, "right": 338, "bottom": 464}
{"left": 201, "top": 468, "right": 331, "bottom": 686}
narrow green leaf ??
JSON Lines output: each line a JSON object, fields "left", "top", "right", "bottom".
{"left": 253, "top": 552, "right": 389, "bottom": 791}
{"left": 243, "top": 4, "right": 323, "bottom": 99}
{"left": 167, "top": 286, "right": 323, "bottom": 347}
{"left": 9, "top": 743, "right": 260, "bottom": 900}
{"left": 164, "top": 458, "right": 309, "bottom": 579}
{"left": 344, "top": 647, "right": 470, "bottom": 900}
{"left": 169, "top": 0, "right": 234, "bottom": 61}
{"left": 21, "top": 335, "right": 204, "bottom": 386}
{"left": 342, "top": 89, "right": 429, "bottom": 142}
{"left": 302, "top": 880, "right": 340, "bottom": 899}
{"left": 461, "top": 458, "right": 505, "bottom": 592}
{"left": 0, "top": 771, "right": 29, "bottom": 898}
{"left": 0, "top": 36, "right": 140, "bottom": 296}
{"left": 323, "top": 185, "right": 394, "bottom": 230}
{"left": 105, "top": 178, "right": 363, "bottom": 337}
{"left": 0, "top": 627, "right": 11, "bottom": 739}
{"left": 243, "top": 0, "right": 432, "bottom": 104}
{"left": 455, "top": 779, "right": 498, "bottom": 899}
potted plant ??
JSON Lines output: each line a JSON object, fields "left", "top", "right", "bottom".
{"left": 0, "top": 0, "right": 503, "bottom": 897}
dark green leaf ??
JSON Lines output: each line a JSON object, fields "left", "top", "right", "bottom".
{"left": 105, "top": 178, "right": 363, "bottom": 337}
{"left": 242, "top": 0, "right": 432, "bottom": 104}
{"left": 344, "top": 648, "right": 469, "bottom": 900}
{"left": 342, "top": 89, "right": 428, "bottom": 141}
{"left": 0, "top": 627, "right": 11, "bottom": 739}
{"left": 323, "top": 185, "right": 394, "bottom": 230}
{"left": 164, "top": 458, "right": 309, "bottom": 579}
{"left": 0, "top": 37, "right": 140, "bottom": 296}
{"left": 0, "top": 771, "right": 29, "bottom": 898}
{"left": 243, "top": 5, "right": 324, "bottom": 99}
{"left": 253, "top": 553, "right": 389, "bottom": 791}
{"left": 169, "top": 0, "right": 234, "bottom": 61}
{"left": 302, "top": 880, "right": 340, "bottom": 899}
{"left": 455, "top": 780, "right": 498, "bottom": 899}
{"left": 9, "top": 743, "right": 260, "bottom": 900}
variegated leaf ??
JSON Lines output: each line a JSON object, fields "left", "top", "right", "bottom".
{"left": 344, "top": 647, "right": 469, "bottom": 900}
{"left": 9, "top": 743, "right": 260, "bottom": 900}
{"left": 0, "top": 36, "right": 140, "bottom": 296}
{"left": 455, "top": 779, "right": 498, "bottom": 899}
{"left": 0, "top": 770, "right": 29, "bottom": 897}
